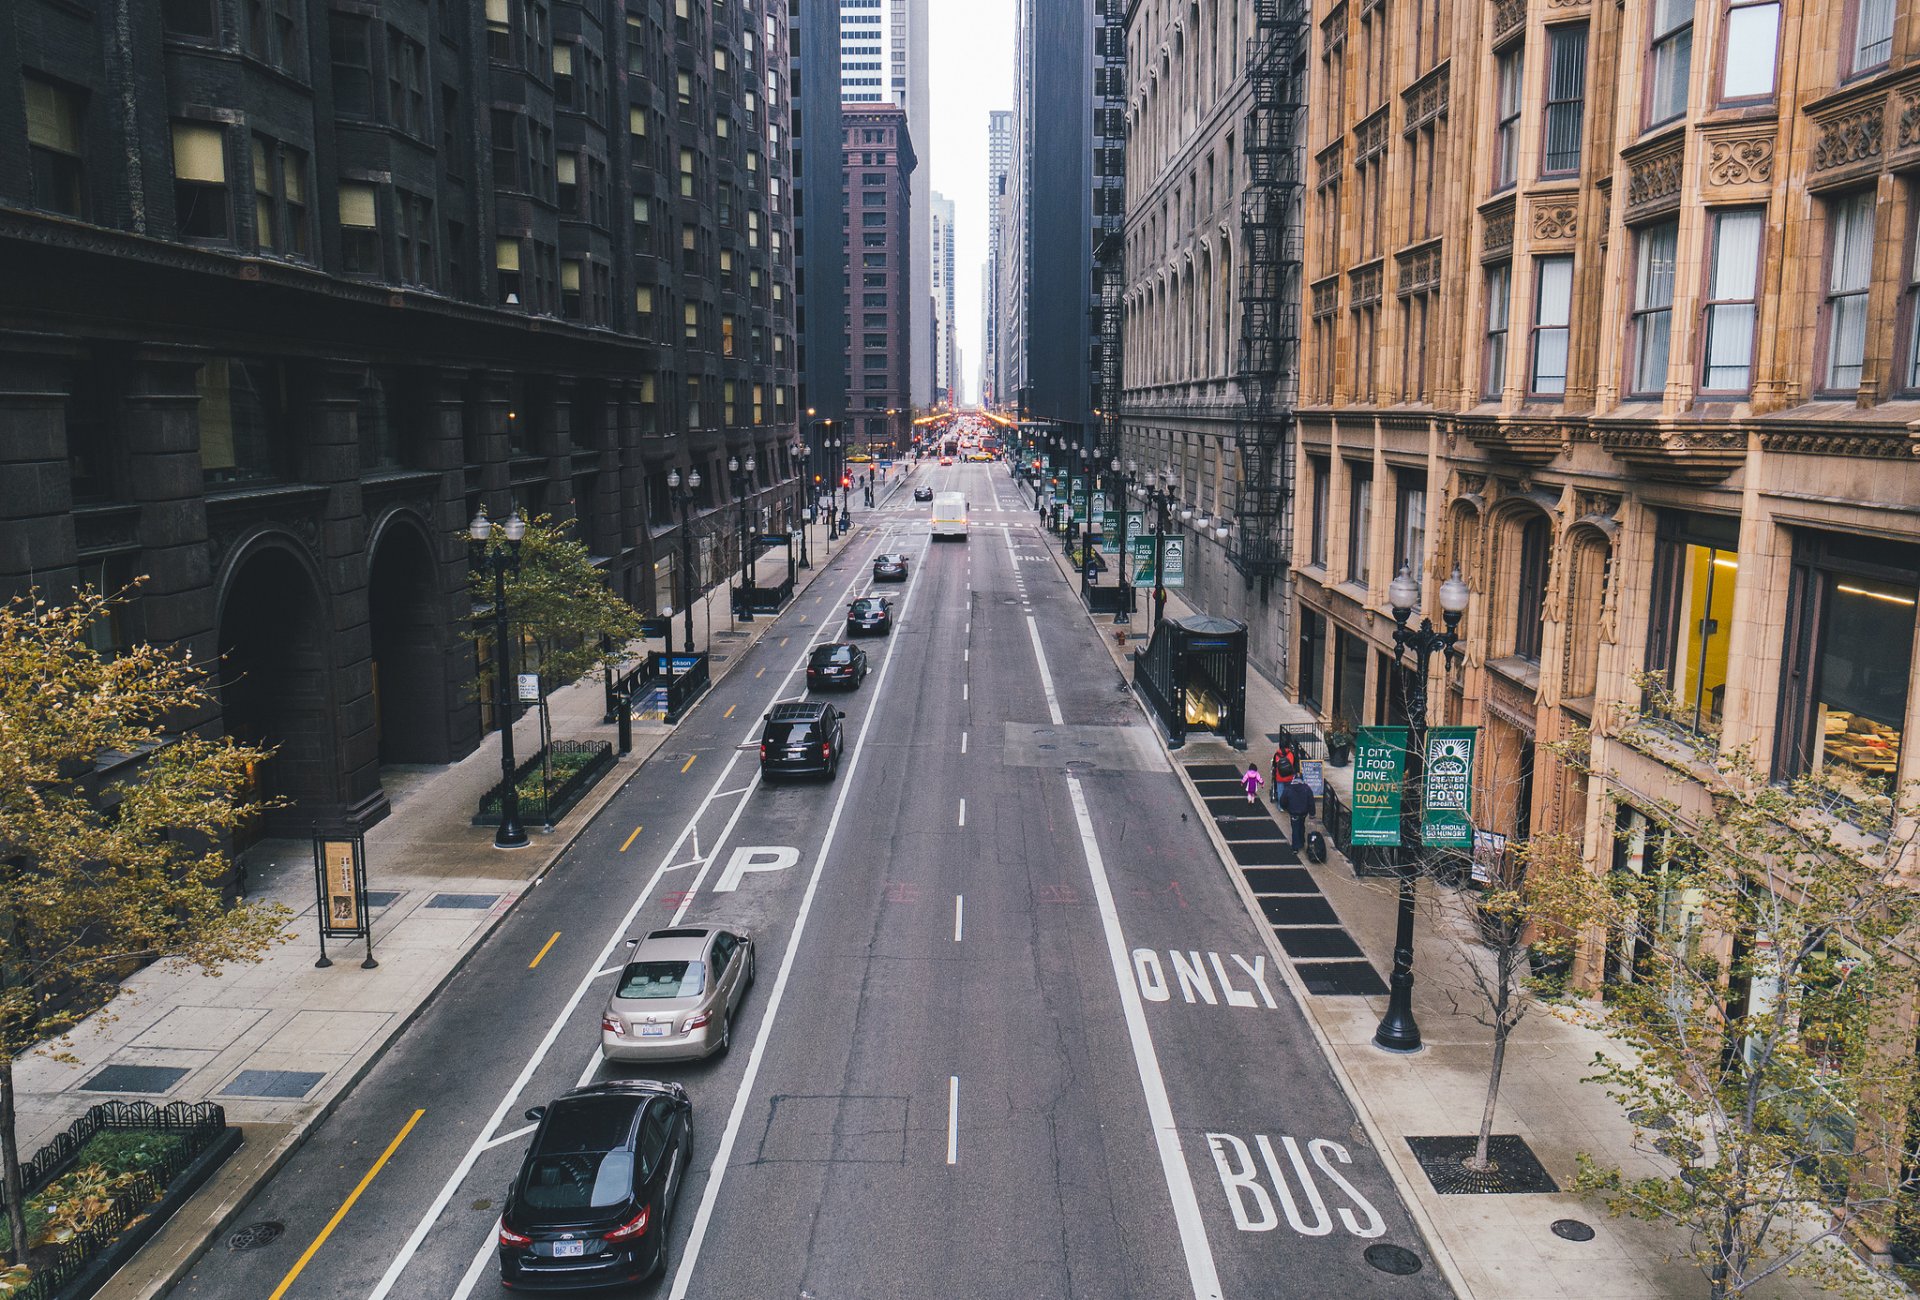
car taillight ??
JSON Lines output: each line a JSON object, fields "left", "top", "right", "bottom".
{"left": 683, "top": 1011, "right": 711, "bottom": 1032}
{"left": 604, "top": 1205, "right": 651, "bottom": 1242}
{"left": 822, "top": 742, "right": 832, "bottom": 758}
{"left": 759, "top": 742, "right": 767, "bottom": 760}
{"left": 500, "top": 1223, "right": 533, "bottom": 1248}
{"left": 601, "top": 1015, "right": 625, "bottom": 1037}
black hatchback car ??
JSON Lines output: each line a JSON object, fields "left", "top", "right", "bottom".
{"left": 806, "top": 642, "right": 869, "bottom": 689}
{"left": 872, "top": 552, "right": 910, "bottom": 581}
{"left": 846, "top": 596, "right": 893, "bottom": 635}
{"left": 913, "top": 485, "right": 934, "bottom": 502}
{"left": 758, "top": 700, "right": 844, "bottom": 779}
{"left": 498, "top": 1080, "right": 692, "bottom": 1291}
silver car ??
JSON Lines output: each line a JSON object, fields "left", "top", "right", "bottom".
{"left": 599, "top": 927, "right": 754, "bottom": 1063}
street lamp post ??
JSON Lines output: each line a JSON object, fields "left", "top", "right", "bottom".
{"left": 1147, "top": 466, "right": 1175, "bottom": 627}
{"left": 469, "top": 506, "right": 530, "bottom": 850}
{"left": 667, "top": 467, "right": 702, "bottom": 654}
{"left": 730, "top": 455, "right": 757, "bottom": 622}
{"left": 1372, "top": 563, "right": 1473, "bottom": 1055}
{"left": 789, "top": 435, "right": 810, "bottom": 569}
{"left": 1113, "top": 457, "right": 1133, "bottom": 624}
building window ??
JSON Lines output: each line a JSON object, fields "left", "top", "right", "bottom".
{"left": 556, "top": 152, "right": 578, "bottom": 213}
{"left": 486, "top": 0, "right": 512, "bottom": 64}
{"left": 1824, "top": 191, "right": 1875, "bottom": 392}
{"left": 1648, "top": 0, "right": 1691, "bottom": 126}
{"left": 1394, "top": 473, "right": 1427, "bottom": 581}
{"left": 162, "top": 0, "right": 218, "bottom": 39}
{"left": 1346, "top": 464, "right": 1373, "bottom": 587}
{"left": 1298, "top": 606, "right": 1326, "bottom": 710}
{"left": 1775, "top": 531, "right": 1920, "bottom": 797}
{"left": 330, "top": 16, "right": 374, "bottom": 119}
{"left": 23, "top": 76, "right": 86, "bottom": 218}
{"left": 1720, "top": 0, "right": 1780, "bottom": 100}
{"left": 1529, "top": 255, "right": 1573, "bottom": 395}
{"left": 679, "top": 147, "right": 695, "bottom": 197}
{"left": 1630, "top": 220, "right": 1678, "bottom": 397}
{"left": 1333, "top": 626, "right": 1368, "bottom": 728}
{"left": 1852, "top": 0, "right": 1895, "bottom": 74}
{"left": 496, "top": 237, "right": 521, "bottom": 305}
{"left": 1702, "top": 208, "right": 1763, "bottom": 392}
{"left": 1645, "top": 511, "right": 1739, "bottom": 735}
{"left": 197, "top": 359, "right": 286, "bottom": 485}
{"left": 1484, "top": 262, "right": 1511, "bottom": 397}
{"left": 387, "top": 29, "right": 428, "bottom": 136}
{"left": 1513, "top": 514, "right": 1551, "bottom": 663}
{"left": 1309, "top": 456, "right": 1329, "bottom": 567}
{"left": 1906, "top": 204, "right": 1920, "bottom": 392}
{"left": 398, "top": 192, "right": 434, "bottom": 287}
{"left": 171, "top": 122, "right": 229, "bottom": 241}
{"left": 1542, "top": 25, "right": 1587, "bottom": 176}
{"left": 561, "top": 259, "right": 582, "bottom": 317}
{"left": 1493, "top": 45, "right": 1523, "bottom": 191}
{"left": 552, "top": 41, "right": 575, "bottom": 106}
{"left": 339, "top": 182, "right": 380, "bottom": 276}
{"left": 492, "top": 109, "right": 521, "bottom": 189}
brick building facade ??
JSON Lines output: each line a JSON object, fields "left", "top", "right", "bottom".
{"left": 0, "top": 0, "right": 802, "bottom": 834}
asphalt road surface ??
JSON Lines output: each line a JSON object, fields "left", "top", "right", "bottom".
{"left": 170, "top": 458, "right": 1447, "bottom": 1300}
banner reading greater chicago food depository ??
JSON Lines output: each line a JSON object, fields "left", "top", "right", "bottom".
{"left": 1420, "top": 727, "right": 1478, "bottom": 848}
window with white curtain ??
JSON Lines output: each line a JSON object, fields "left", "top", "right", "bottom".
{"left": 1720, "top": 0, "right": 1779, "bottom": 100}
{"left": 1631, "top": 221, "right": 1678, "bottom": 396}
{"left": 1824, "top": 192, "right": 1875, "bottom": 391}
{"left": 1484, "top": 262, "right": 1511, "bottom": 397}
{"left": 1542, "top": 25, "right": 1587, "bottom": 175}
{"left": 1493, "top": 46, "right": 1523, "bottom": 190}
{"left": 1852, "top": 0, "right": 1894, "bottom": 73}
{"left": 1702, "top": 209, "right": 1762, "bottom": 392}
{"left": 1648, "top": 0, "right": 1692, "bottom": 126}
{"left": 1530, "top": 255, "right": 1573, "bottom": 395}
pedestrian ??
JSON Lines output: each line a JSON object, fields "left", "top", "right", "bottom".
{"left": 1281, "top": 775, "right": 1315, "bottom": 852}
{"left": 1241, "top": 763, "right": 1263, "bottom": 804}
{"left": 1270, "top": 743, "right": 1298, "bottom": 797}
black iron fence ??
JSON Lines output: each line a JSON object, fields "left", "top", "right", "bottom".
{"left": 475, "top": 740, "right": 615, "bottom": 826}
{"left": 661, "top": 651, "right": 710, "bottom": 722}
{"left": 733, "top": 575, "right": 794, "bottom": 615}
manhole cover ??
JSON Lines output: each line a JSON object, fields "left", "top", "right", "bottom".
{"left": 1364, "top": 1244, "right": 1423, "bottom": 1275}
{"left": 228, "top": 1221, "right": 284, "bottom": 1251}
{"left": 1551, "top": 1218, "right": 1595, "bottom": 1242}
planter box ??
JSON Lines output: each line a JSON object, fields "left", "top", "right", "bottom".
{"left": 474, "top": 740, "right": 615, "bottom": 826}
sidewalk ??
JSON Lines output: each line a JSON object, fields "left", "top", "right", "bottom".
{"left": 1054, "top": 564, "right": 1830, "bottom": 1299}
{"left": 46, "top": 493, "right": 897, "bottom": 1300}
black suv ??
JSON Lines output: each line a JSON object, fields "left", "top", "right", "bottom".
{"left": 758, "top": 701, "right": 845, "bottom": 779}
{"left": 846, "top": 596, "right": 893, "bottom": 635}
{"left": 806, "top": 642, "right": 869, "bottom": 690}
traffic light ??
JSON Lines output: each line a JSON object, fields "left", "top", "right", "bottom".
{"left": 841, "top": 475, "right": 851, "bottom": 489}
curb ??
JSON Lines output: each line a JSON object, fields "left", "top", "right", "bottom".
{"left": 1036, "top": 527, "right": 1475, "bottom": 1300}
{"left": 118, "top": 519, "right": 870, "bottom": 1300}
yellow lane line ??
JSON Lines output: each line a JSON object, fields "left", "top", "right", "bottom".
{"left": 529, "top": 931, "right": 561, "bottom": 969}
{"left": 619, "top": 825, "right": 643, "bottom": 853}
{"left": 755, "top": 667, "right": 765, "bottom": 678}
{"left": 724, "top": 704, "right": 737, "bottom": 718}
{"left": 681, "top": 755, "right": 697, "bottom": 774}
{"left": 268, "top": 1109, "right": 426, "bottom": 1300}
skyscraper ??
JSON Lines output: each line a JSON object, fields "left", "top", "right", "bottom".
{"left": 984, "top": 110, "right": 1012, "bottom": 407}
{"left": 794, "top": 0, "right": 848, "bottom": 484}
{"left": 842, "top": 105, "right": 917, "bottom": 453}
{"left": 930, "top": 192, "right": 956, "bottom": 407}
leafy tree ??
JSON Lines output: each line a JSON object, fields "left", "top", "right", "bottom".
{"left": 1565, "top": 683, "right": 1920, "bottom": 1298}
{"left": 469, "top": 512, "right": 643, "bottom": 694}
{"left": 0, "top": 587, "right": 286, "bottom": 1266}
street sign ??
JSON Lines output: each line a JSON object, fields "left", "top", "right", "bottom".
{"left": 639, "top": 616, "right": 672, "bottom": 640}
{"left": 516, "top": 672, "right": 541, "bottom": 702}
{"left": 1298, "top": 758, "right": 1326, "bottom": 798}
{"left": 1421, "top": 727, "right": 1478, "bottom": 847}
{"left": 1350, "top": 727, "right": 1409, "bottom": 846}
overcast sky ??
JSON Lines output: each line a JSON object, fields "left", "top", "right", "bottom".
{"left": 925, "top": 0, "right": 1014, "bottom": 406}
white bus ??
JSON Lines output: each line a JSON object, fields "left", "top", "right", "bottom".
{"left": 931, "top": 491, "right": 968, "bottom": 540}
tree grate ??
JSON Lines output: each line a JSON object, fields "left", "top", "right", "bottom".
{"left": 1405, "top": 1135, "right": 1560, "bottom": 1194}
{"left": 227, "top": 1221, "right": 284, "bottom": 1251}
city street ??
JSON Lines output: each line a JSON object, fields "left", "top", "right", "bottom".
{"left": 170, "top": 459, "right": 1442, "bottom": 1300}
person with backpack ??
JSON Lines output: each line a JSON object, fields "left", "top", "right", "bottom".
{"left": 1281, "top": 775, "right": 1316, "bottom": 852}
{"left": 1240, "top": 763, "right": 1263, "bottom": 804}
{"left": 1270, "top": 743, "right": 1298, "bottom": 798}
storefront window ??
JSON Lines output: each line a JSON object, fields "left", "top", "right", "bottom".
{"left": 1646, "top": 512, "right": 1739, "bottom": 734}
{"left": 1298, "top": 606, "right": 1326, "bottom": 710}
{"left": 1604, "top": 806, "right": 1704, "bottom": 999}
{"left": 1332, "top": 625, "right": 1367, "bottom": 730}
{"left": 1775, "top": 532, "right": 1920, "bottom": 798}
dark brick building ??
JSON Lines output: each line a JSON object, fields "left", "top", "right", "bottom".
{"left": 841, "top": 103, "right": 913, "bottom": 456}
{"left": 0, "top": 0, "right": 802, "bottom": 834}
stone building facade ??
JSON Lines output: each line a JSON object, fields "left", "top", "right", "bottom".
{"left": 0, "top": 0, "right": 802, "bottom": 835}
{"left": 841, "top": 103, "right": 915, "bottom": 453}
{"left": 1294, "top": 0, "right": 1920, "bottom": 941}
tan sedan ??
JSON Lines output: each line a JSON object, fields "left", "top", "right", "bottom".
{"left": 599, "top": 927, "right": 755, "bottom": 1062}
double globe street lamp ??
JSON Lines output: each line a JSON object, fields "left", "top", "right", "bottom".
{"left": 666, "top": 467, "right": 702, "bottom": 655}
{"left": 787, "top": 435, "right": 810, "bottom": 569}
{"left": 1372, "top": 562, "right": 1473, "bottom": 1055}
{"left": 729, "top": 455, "right": 757, "bottom": 622}
{"left": 469, "top": 505, "right": 529, "bottom": 850}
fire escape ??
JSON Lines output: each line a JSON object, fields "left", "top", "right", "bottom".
{"left": 1092, "top": 0, "right": 1127, "bottom": 464}
{"left": 1229, "top": 0, "right": 1308, "bottom": 580}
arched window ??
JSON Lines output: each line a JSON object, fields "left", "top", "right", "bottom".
{"left": 1514, "top": 514, "right": 1551, "bottom": 662}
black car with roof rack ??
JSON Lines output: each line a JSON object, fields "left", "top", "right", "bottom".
{"left": 757, "top": 699, "right": 845, "bottom": 779}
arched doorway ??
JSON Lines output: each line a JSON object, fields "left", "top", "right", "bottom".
{"left": 368, "top": 519, "right": 449, "bottom": 765}
{"left": 217, "top": 540, "right": 336, "bottom": 831}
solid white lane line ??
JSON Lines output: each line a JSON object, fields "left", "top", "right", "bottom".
{"left": 961, "top": 731, "right": 968, "bottom": 755}
{"left": 667, "top": 559, "right": 927, "bottom": 1300}
{"left": 957, "top": 798, "right": 966, "bottom": 827}
{"left": 370, "top": 544, "right": 881, "bottom": 1300}
{"left": 1024, "top": 615, "right": 1065, "bottom": 725}
{"left": 449, "top": 1222, "right": 498, "bottom": 1300}
{"left": 954, "top": 894, "right": 964, "bottom": 943}
{"left": 947, "top": 1076, "right": 960, "bottom": 1165}
{"left": 963, "top": 682, "right": 969, "bottom": 701}
{"left": 1066, "top": 776, "right": 1223, "bottom": 1299}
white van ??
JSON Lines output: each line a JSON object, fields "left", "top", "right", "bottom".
{"left": 931, "top": 491, "right": 968, "bottom": 540}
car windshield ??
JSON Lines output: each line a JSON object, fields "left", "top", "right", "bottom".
{"left": 522, "top": 1147, "right": 634, "bottom": 1213}
{"left": 616, "top": 960, "right": 705, "bottom": 998}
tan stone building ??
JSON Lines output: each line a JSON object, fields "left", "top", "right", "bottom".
{"left": 1294, "top": 0, "right": 1920, "bottom": 919}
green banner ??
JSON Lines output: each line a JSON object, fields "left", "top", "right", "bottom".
{"left": 1421, "top": 727, "right": 1478, "bottom": 848}
{"left": 1070, "top": 478, "right": 1087, "bottom": 522}
{"left": 1099, "top": 510, "right": 1120, "bottom": 553}
{"left": 1130, "top": 534, "right": 1156, "bottom": 584}
{"left": 1350, "top": 727, "right": 1409, "bottom": 846}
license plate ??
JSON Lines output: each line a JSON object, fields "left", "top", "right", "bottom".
{"left": 552, "top": 1240, "right": 585, "bottom": 1258}
{"left": 639, "top": 1023, "right": 669, "bottom": 1037}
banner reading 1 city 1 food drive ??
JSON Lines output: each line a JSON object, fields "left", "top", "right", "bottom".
{"left": 1350, "top": 727, "right": 1409, "bottom": 846}
{"left": 1420, "top": 726, "right": 1478, "bottom": 848}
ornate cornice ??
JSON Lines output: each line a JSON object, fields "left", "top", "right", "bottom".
{"left": 1754, "top": 418, "right": 1920, "bottom": 459}
{"left": 1810, "top": 97, "right": 1886, "bottom": 185}
{"left": 1592, "top": 421, "right": 1747, "bottom": 482}
{"left": 1529, "top": 195, "right": 1578, "bottom": 243}
{"left": 1349, "top": 261, "right": 1384, "bottom": 307}
{"left": 1402, "top": 62, "right": 1450, "bottom": 135}
{"left": 1480, "top": 194, "right": 1516, "bottom": 262}
{"left": 1310, "top": 274, "right": 1341, "bottom": 318}
{"left": 1492, "top": 0, "right": 1526, "bottom": 47}
{"left": 1396, "top": 240, "right": 1442, "bottom": 297}
{"left": 1454, "top": 415, "right": 1571, "bottom": 467}
{"left": 1623, "top": 133, "right": 1685, "bottom": 219}
{"left": 1354, "top": 108, "right": 1390, "bottom": 165}
{"left": 1702, "top": 131, "right": 1776, "bottom": 188}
